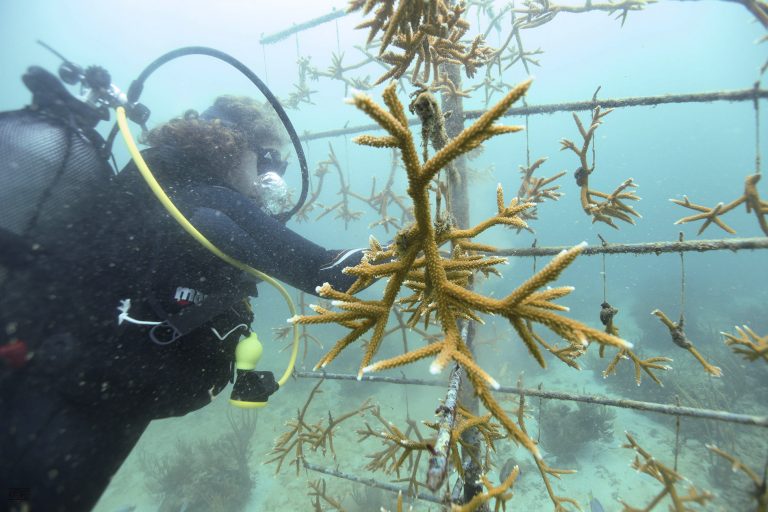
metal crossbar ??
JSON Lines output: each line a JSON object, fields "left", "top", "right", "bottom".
{"left": 259, "top": 9, "right": 348, "bottom": 44}
{"left": 293, "top": 371, "right": 768, "bottom": 428}
{"left": 303, "top": 461, "right": 444, "bottom": 505}
{"left": 300, "top": 88, "right": 768, "bottom": 141}
{"left": 495, "top": 237, "right": 768, "bottom": 257}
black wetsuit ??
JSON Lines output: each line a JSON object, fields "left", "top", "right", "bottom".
{"left": 0, "top": 148, "right": 363, "bottom": 511}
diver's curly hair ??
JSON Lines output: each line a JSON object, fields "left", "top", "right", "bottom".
{"left": 143, "top": 95, "right": 286, "bottom": 182}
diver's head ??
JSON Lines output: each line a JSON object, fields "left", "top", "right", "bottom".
{"left": 144, "top": 95, "right": 290, "bottom": 213}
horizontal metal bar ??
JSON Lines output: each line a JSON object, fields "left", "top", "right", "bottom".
{"left": 465, "top": 88, "right": 768, "bottom": 120}
{"left": 294, "top": 370, "right": 768, "bottom": 428}
{"left": 496, "top": 237, "right": 768, "bottom": 257}
{"left": 260, "top": 8, "right": 348, "bottom": 45}
{"left": 303, "top": 461, "right": 444, "bottom": 505}
{"left": 300, "top": 88, "right": 768, "bottom": 141}
{"left": 495, "top": 384, "right": 768, "bottom": 428}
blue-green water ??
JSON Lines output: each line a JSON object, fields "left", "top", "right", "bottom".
{"left": 1, "top": 1, "right": 766, "bottom": 511}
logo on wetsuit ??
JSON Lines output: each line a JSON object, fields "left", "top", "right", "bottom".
{"left": 173, "top": 287, "right": 208, "bottom": 306}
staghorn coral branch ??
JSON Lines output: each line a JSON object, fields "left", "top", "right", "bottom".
{"left": 561, "top": 107, "right": 642, "bottom": 228}
{"left": 621, "top": 432, "right": 714, "bottom": 511}
{"left": 671, "top": 196, "right": 740, "bottom": 235}
{"left": 294, "top": 81, "right": 638, "bottom": 500}
{"left": 722, "top": 325, "right": 768, "bottom": 364}
{"left": 651, "top": 309, "right": 722, "bottom": 377}
{"left": 307, "top": 478, "right": 346, "bottom": 512}
{"left": 349, "top": 0, "right": 495, "bottom": 85}
{"left": 420, "top": 81, "right": 530, "bottom": 185}
{"left": 358, "top": 405, "right": 433, "bottom": 480}
{"left": 672, "top": 173, "right": 768, "bottom": 236}
{"left": 265, "top": 379, "right": 324, "bottom": 475}
{"left": 450, "top": 469, "right": 518, "bottom": 511}
{"left": 513, "top": 375, "right": 579, "bottom": 510}
{"left": 512, "top": 0, "right": 652, "bottom": 28}
{"left": 707, "top": 444, "right": 768, "bottom": 512}
{"left": 602, "top": 347, "right": 673, "bottom": 386}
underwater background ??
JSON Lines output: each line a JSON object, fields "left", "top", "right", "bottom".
{"left": 1, "top": 1, "right": 767, "bottom": 510}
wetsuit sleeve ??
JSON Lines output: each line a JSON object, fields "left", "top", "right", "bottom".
{"left": 182, "top": 187, "right": 365, "bottom": 295}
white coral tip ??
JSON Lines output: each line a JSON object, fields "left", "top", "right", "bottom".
{"left": 287, "top": 315, "right": 301, "bottom": 324}
{"left": 429, "top": 361, "right": 443, "bottom": 375}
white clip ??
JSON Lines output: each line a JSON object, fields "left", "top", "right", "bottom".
{"left": 117, "top": 299, "right": 162, "bottom": 326}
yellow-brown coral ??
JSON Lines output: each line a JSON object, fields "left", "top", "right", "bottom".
{"left": 621, "top": 432, "right": 714, "bottom": 511}
{"left": 671, "top": 173, "right": 768, "bottom": 236}
{"left": 291, "top": 80, "right": 632, "bottom": 472}
{"left": 652, "top": 309, "right": 722, "bottom": 377}
{"left": 560, "top": 107, "right": 642, "bottom": 228}
{"left": 722, "top": 324, "right": 768, "bottom": 365}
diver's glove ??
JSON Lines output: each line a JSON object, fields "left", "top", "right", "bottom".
{"left": 230, "top": 369, "right": 279, "bottom": 404}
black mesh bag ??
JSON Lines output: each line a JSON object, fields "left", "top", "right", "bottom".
{"left": 0, "top": 68, "right": 114, "bottom": 290}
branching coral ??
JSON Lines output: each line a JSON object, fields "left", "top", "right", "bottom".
{"left": 671, "top": 173, "right": 768, "bottom": 236}
{"left": 266, "top": 380, "right": 373, "bottom": 475}
{"left": 560, "top": 107, "right": 642, "bottom": 228}
{"left": 621, "top": 432, "right": 714, "bottom": 511}
{"left": 308, "top": 478, "right": 346, "bottom": 512}
{"left": 512, "top": 0, "right": 653, "bottom": 28}
{"left": 514, "top": 379, "right": 579, "bottom": 510}
{"left": 348, "top": 0, "right": 494, "bottom": 85}
{"left": 283, "top": 56, "right": 319, "bottom": 110}
{"left": 515, "top": 157, "right": 565, "bottom": 229}
{"left": 601, "top": 346, "right": 673, "bottom": 386}
{"left": 292, "top": 80, "right": 632, "bottom": 509}
{"left": 296, "top": 144, "right": 363, "bottom": 228}
{"left": 295, "top": 144, "right": 412, "bottom": 232}
{"left": 722, "top": 324, "right": 768, "bottom": 365}
{"left": 273, "top": 292, "right": 324, "bottom": 365}
{"left": 483, "top": 7, "right": 544, "bottom": 77}
{"left": 707, "top": 444, "right": 768, "bottom": 512}
{"left": 450, "top": 467, "right": 518, "bottom": 512}
{"left": 310, "top": 51, "right": 375, "bottom": 95}
{"left": 357, "top": 406, "right": 433, "bottom": 496}
{"left": 651, "top": 309, "right": 722, "bottom": 377}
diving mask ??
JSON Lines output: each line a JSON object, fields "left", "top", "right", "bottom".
{"left": 256, "top": 147, "right": 288, "bottom": 176}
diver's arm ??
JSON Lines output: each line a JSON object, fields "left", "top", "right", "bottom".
{"left": 185, "top": 193, "right": 364, "bottom": 295}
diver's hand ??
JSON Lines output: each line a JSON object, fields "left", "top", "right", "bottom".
{"left": 231, "top": 370, "right": 279, "bottom": 404}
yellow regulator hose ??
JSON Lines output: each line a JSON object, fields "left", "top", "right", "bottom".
{"left": 115, "top": 106, "right": 298, "bottom": 387}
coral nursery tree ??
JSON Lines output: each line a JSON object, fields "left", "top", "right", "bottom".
{"left": 263, "top": 0, "right": 767, "bottom": 510}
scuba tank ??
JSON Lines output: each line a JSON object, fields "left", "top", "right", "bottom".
{"left": 0, "top": 43, "right": 149, "bottom": 373}
{"left": 0, "top": 42, "right": 149, "bottom": 282}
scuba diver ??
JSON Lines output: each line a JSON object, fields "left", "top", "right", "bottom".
{"left": 0, "top": 47, "right": 365, "bottom": 511}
